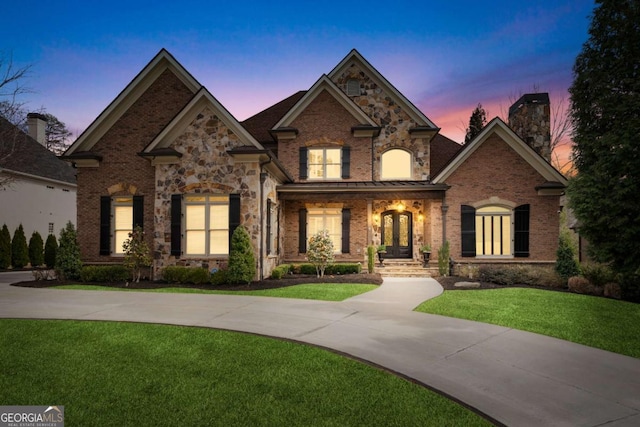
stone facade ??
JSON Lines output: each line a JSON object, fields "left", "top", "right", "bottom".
{"left": 508, "top": 94, "right": 552, "bottom": 162}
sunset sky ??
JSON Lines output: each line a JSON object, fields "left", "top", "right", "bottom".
{"left": 4, "top": 1, "right": 594, "bottom": 168}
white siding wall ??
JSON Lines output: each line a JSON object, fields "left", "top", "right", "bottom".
{"left": 0, "top": 172, "right": 76, "bottom": 240}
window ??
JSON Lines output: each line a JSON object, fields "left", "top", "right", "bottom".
{"left": 184, "top": 195, "right": 229, "bottom": 256}
{"left": 267, "top": 199, "right": 278, "bottom": 255}
{"left": 113, "top": 197, "right": 133, "bottom": 254}
{"left": 308, "top": 148, "right": 341, "bottom": 180}
{"left": 100, "top": 195, "right": 143, "bottom": 256}
{"left": 48, "top": 223, "right": 54, "bottom": 235}
{"left": 381, "top": 149, "right": 412, "bottom": 179}
{"left": 307, "top": 208, "right": 342, "bottom": 253}
{"left": 346, "top": 79, "right": 361, "bottom": 96}
{"left": 461, "top": 204, "right": 530, "bottom": 258}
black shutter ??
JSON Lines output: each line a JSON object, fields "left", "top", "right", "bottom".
{"left": 229, "top": 194, "right": 241, "bottom": 249}
{"left": 514, "top": 204, "right": 530, "bottom": 257}
{"left": 170, "top": 195, "right": 182, "bottom": 257}
{"left": 99, "top": 196, "right": 111, "bottom": 255}
{"left": 299, "top": 147, "right": 308, "bottom": 179}
{"left": 461, "top": 205, "right": 476, "bottom": 257}
{"left": 341, "top": 208, "right": 351, "bottom": 253}
{"left": 341, "top": 146, "right": 351, "bottom": 179}
{"left": 298, "top": 209, "right": 307, "bottom": 253}
{"left": 266, "top": 199, "right": 272, "bottom": 255}
{"left": 133, "top": 195, "right": 144, "bottom": 230}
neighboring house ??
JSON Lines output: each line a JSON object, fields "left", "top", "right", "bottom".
{"left": 0, "top": 113, "right": 76, "bottom": 241}
{"left": 63, "top": 49, "right": 567, "bottom": 280}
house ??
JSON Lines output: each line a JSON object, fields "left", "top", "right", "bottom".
{"left": 63, "top": 49, "right": 567, "bottom": 279}
{"left": 0, "top": 113, "right": 76, "bottom": 241}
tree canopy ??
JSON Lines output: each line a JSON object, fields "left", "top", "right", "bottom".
{"left": 464, "top": 103, "right": 486, "bottom": 144}
{"left": 568, "top": 1, "right": 640, "bottom": 280}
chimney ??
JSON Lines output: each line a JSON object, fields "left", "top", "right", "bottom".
{"left": 508, "top": 93, "right": 551, "bottom": 162}
{"left": 27, "top": 112, "right": 47, "bottom": 146}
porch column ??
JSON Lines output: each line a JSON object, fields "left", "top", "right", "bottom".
{"left": 367, "top": 198, "right": 373, "bottom": 245}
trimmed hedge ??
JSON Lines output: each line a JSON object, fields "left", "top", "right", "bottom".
{"left": 80, "top": 265, "right": 129, "bottom": 282}
{"left": 162, "top": 266, "right": 217, "bottom": 285}
{"left": 290, "top": 263, "right": 362, "bottom": 275}
{"left": 478, "top": 265, "right": 564, "bottom": 288}
{"left": 270, "top": 264, "right": 291, "bottom": 279}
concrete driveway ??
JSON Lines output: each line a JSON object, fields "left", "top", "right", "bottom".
{"left": 1, "top": 272, "right": 639, "bottom": 426}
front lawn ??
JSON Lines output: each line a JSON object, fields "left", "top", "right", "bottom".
{"left": 53, "top": 283, "right": 378, "bottom": 301}
{"left": 0, "top": 320, "right": 489, "bottom": 426}
{"left": 416, "top": 288, "right": 640, "bottom": 358}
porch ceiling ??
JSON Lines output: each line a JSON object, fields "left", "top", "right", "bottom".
{"left": 277, "top": 180, "right": 448, "bottom": 200}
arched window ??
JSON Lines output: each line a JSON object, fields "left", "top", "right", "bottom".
{"left": 381, "top": 149, "right": 412, "bottom": 180}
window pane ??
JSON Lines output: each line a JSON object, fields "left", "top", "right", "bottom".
{"left": 381, "top": 149, "right": 412, "bottom": 179}
{"left": 325, "top": 164, "right": 340, "bottom": 178}
{"left": 114, "top": 231, "right": 129, "bottom": 254}
{"left": 209, "top": 230, "right": 229, "bottom": 254}
{"left": 186, "top": 230, "right": 206, "bottom": 254}
{"left": 399, "top": 214, "right": 409, "bottom": 246}
{"left": 325, "top": 149, "right": 341, "bottom": 164}
{"left": 309, "top": 149, "right": 323, "bottom": 164}
{"left": 114, "top": 206, "right": 132, "bottom": 229}
{"left": 186, "top": 205, "right": 205, "bottom": 229}
{"left": 502, "top": 216, "right": 511, "bottom": 255}
{"left": 209, "top": 205, "right": 228, "bottom": 229}
{"left": 309, "top": 164, "right": 324, "bottom": 179}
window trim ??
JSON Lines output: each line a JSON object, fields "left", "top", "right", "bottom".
{"left": 183, "top": 194, "right": 230, "bottom": 257}
{"left": 307, "top": 147, "right": 342, "bottom": 180}
{"left": 112, "top": 196, "right": 133, "bottom": 256}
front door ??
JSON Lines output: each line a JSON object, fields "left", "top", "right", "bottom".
{"left": 381, "top": 211, "right": 412, "bottom": 258}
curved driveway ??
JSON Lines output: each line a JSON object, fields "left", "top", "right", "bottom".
{"left": 1, "top": 272, "right": 639, "bottom": 426}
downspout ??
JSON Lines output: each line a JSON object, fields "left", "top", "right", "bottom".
{"left": 441, "top": 193, "right": 448, "bottom": 245}
{"left": 259, "top": 158, "right": 272, "bottom": 281}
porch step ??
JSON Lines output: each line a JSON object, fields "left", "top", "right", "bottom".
{"left": 374, "top": 259, "right": 439, "bottom": 278}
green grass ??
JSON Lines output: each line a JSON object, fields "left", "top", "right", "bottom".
{"left": 416, "top": 288, "right": 640, "bottom": 358}
{"left": 53, "top": 283, "right": 378, "bottom": 301}
{"left": 0, "top": 320, "right": 489, "bottom": 426}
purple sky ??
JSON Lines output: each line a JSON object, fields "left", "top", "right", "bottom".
{"left": 4, "top": 1, "right": 593, "bottom": 165}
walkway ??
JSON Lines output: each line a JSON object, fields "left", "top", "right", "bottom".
{"left": 1, "top": 272, "right": 639, "bottom": 426}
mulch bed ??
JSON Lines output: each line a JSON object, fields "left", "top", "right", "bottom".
{"left": 11, "top": 273, "right": 384, "bottom": 291}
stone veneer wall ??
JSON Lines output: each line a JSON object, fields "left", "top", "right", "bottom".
{"left": 153, "top": 107, "right": 266, "bottom": 278}
{"left": 77, "top": 68, "right": 194, "bottom": 264}
{"left": 331, "top": 62, "right": 431, "bottom": 180}
{"left": 445, "top": 134, "right": 560, "bottom": 261}
{"left": 508, "top": 100, "right": 551, "bottom": 162}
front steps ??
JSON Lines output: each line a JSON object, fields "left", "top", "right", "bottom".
{"left": 374, "top": 259, "right": 439, "bottom": 278}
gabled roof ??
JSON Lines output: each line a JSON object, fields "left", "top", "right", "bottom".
{"left": 64, "top": 49, "right": 201, "bottom": 156}
{"left": 328, "top": 49, "right": 438, "bottom": 129}
{"left": 432, "top": 118, "right": 568, "bottom": 185}
{"left": 430, "top": 133, "right": 463, "bottom": 178}
{"left": 242, "top": 91, "right": 306, "bottom": 143}
{"left": 142, "top": 87, "right": 264, "bottom": 152}
{"left": 0, "top": 117, "right": 76, "bottom": 185}
{"left": 272, "top": 75, "right": 378, "bottom": 129}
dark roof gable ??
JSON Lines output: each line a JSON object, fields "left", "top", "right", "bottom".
{"left": 241, "top": 91, "right": 307, "bottom": 144}
{"left": 0, "top": 117, "right": 76, "bottom": 184}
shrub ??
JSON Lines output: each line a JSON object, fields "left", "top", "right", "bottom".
{"left": 11, "top": 224, "right": 29, "bottom": 269}
{"left": 326, "top": 263, "right": 361, "bottom": 275}
{"left": 28, "top": 231, "right": 45, "bottom": 267}
{"left": 32, "top": 269, "right": 55, "bottom": 281}
{"left": 478, "top": 265, "right": 564, "bottom": 288}
{"left": 0, "top": 224, "right": 11, "bottom": 269}
{"left": 437, "top": 241, "right": 450, "bottom": 276}
{"left": 580, "top": 263, "right": 616, "bottom": 288}
{"left": 122, "top": 226, "right": 152, "bottom": 284}
{"left": 555, "top": 233, "right": 580, "bottom": 281}
{"left": 306, "top": 229, "right": 335, "bottom": 278}
{"left": 162, "top": 266, "right": 190, "bottom": 283}
{"left": 55, "top": 221, "right": 82, "bottom": 281}
{"left": 80, "top": 265, "right": 129, "bottom": 282}
{"left": 367, "top": 245, "right": 375, "bottom": 273}
{"left": 270, "top": 264, "right": 290, "bottom": 279}
{"left": 44, "top": 234, "right": 58, "bottom": 269}
{"left": 210, "top": 269, "right": 228, "bottom": 286}
{"left": 227, "top": 226, "right": 256, "bottom": 284}
{"left": 187, "top": 268, "right": 211, "bottom": 285}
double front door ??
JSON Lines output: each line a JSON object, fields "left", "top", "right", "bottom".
{"left": 381, "top": 211, "right": 412, "bottom": 258}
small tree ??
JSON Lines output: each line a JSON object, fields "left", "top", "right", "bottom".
{"left": 55, "top": 221, "right": 82, "bottom": 281}
{"left": 44, "top": 234, "right": 58, "bottom": 269}
{"left": 367, "top": 244, "right": 376, "bottom": 273}
{"left": 28, "top": 231, "right": 44, "bottom": 267}
{"left": 122, "top": 226, "right": 152, "bottom": 284}
{"left": 227, "top": 226, "right": 255, "bottom": 284}
{"left": 555, "top": 233, "right": 580, "bottom": 282}
{"left": 438, "top": 241, "right": 450, "bottom": 276}
{"left": 0, "top": 224, "right": 10, "bottom": 269}
{"left": 11, "top": 224, "right": 29, "bottom": 268}
{"left": 465, "top": 103, "right": 487, "bottom": 144}
{"left": 307, "top": 230, "right": 335, "bottom": 278}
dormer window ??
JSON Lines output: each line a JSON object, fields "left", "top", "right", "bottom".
{"left": 346, "top": 79, "right": 360, "bottom": 96}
